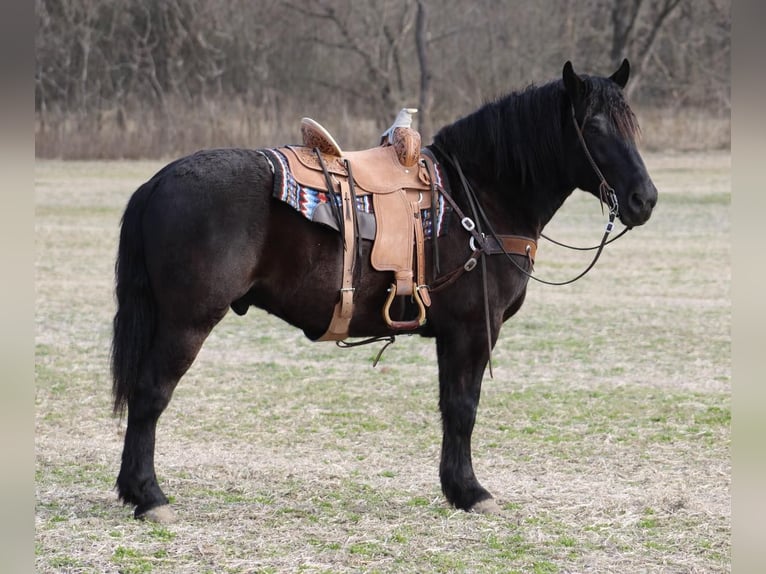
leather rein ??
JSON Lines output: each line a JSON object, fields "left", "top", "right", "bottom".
{"left": 429, "top": 105, "right": 629, "bottom": 289}
{"left": 425, "top": 104, "right": 630, "bottom": 374}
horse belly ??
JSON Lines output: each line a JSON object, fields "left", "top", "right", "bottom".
{"left": 242, "top": 201, "right": 399, "bottom": 339}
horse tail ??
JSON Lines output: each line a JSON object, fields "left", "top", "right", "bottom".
{"left": 111, "top": 178, "right": 159, "bottom": 417}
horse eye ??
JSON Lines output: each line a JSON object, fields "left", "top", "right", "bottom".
{"left": 585, "top": 115, "right": 609, "bottom": 134}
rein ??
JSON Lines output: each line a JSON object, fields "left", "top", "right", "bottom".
{"left": 430, "top": 105, "right": 629, "bottom": 288}
{"left": 540, "top": 227, "right": 628, "bottom": 251}
{"left": 425, "top": 106, "right": 629, "bottom": 374}
{"left": 535, "top": 106, "right": 631, "bottom": 258}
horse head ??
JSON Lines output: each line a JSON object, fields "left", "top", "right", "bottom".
{"left": 563, "top": 59, "right": 658, "bottom": 228}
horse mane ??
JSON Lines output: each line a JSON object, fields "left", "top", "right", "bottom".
{"left": 432, "top": 76, "right": 640, "bottom": 192}
{"left": 433, "top": 80, "right": 568, "bottom": 191}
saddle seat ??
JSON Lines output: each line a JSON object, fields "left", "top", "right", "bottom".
{"left": 280, "top": 118, "right": 434, "bottom": 341}
{"left": 300, "top": 116, "right": 422, "bottom": 167}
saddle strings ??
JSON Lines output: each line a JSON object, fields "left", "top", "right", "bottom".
{"left": 343, "top": 158, "right": 364, "bottom": 260}
{"left": 428, "top": 160, "right": 441, "bottom": 277}
{"left": 313, "top": 148, "right": 346, "bottom": 248}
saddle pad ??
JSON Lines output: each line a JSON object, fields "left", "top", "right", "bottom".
{"left": 260, "top": 148, "right": 450, "bottom": 240}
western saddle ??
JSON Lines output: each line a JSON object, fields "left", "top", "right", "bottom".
{"left": 279, "top": 113, "right": 432, "bottom": 341}
{"left": 279, "top": 112, "right": 537, "bottom": 343}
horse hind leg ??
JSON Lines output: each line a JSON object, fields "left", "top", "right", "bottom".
{"left": 116, "top": 317, "right": 221, "bottom": 522}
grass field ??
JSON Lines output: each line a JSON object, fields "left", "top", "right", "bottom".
{"left": 35, "top": 151, "right": 730, "bottom": 573}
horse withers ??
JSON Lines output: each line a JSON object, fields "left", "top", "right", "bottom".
{"left": 111, "top": 60, "right": 657, "bottom": 522}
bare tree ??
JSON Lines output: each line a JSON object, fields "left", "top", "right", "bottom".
{"left": 35, "top": 0, "right": 730, "bottom": 158}
{"left": 608, "top": 0, "right": 685, "bottom": 97}
{"left": 283, "top": 0, "right": 419, "bottom": 126}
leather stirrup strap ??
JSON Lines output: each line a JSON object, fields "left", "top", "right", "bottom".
{"left": 318, "top": 180, "right": 357, "bottom": 341}
{"left": 412, "top": 198, "right": 431, "bottom": 307}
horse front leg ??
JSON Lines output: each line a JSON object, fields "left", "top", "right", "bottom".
{"left": 436, "top": 331, "right": 501, "bottom": 514}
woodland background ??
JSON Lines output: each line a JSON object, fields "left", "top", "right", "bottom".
{"left": 35, "top": 0, "right": 730, "bottom": 159}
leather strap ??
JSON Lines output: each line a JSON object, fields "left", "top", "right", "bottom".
{"left": 412, "top": 198, "right": 431, "bottom": 307}
{"left": 485, "top": 235, "right": 537, "bottom": 262}
{"left": 318, "top": 180, "right": 357, "bottom": 341}
{"left": 314, "top": 148, "right": 344, "bottom": 245}
{"left": 428, "top": 234, "right": 537, "bottom": 294}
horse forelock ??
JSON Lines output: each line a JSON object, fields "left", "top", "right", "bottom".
{"left": 612, "top": 101, "right": 641, "bottom": 143}
{"left": 584, "top": 77, "right": 641, "bottom": 144}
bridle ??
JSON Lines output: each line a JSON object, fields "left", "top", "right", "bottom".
{"left": 425, "top": 105, "right": 632, "bottom": 374}
{"left": 519, "top": 105, "right": 632, "bottom": 284}
{"left": 433, "top": 104, "right": 630, "bottom": 289}
{"left": 569, "top": 105, "right": 621, "bottom": 222}
{"left": 521, "top": 105, "right": 633, "bottom": 285}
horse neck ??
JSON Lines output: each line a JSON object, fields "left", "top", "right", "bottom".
{"left": 433, "top": 83, "right": 577, "bottom": 236}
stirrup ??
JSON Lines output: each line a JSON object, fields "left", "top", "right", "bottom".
{"left": 382, "top": 283, "right": 427, "bottom": 331}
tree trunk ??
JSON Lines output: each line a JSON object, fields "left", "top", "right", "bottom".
{"left": 415, "top": 0, "right": 433, "bottom": 143}
{"left": 609, "top": 0, "right": 684, "bottom": 99}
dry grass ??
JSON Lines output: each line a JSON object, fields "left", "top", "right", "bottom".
{"left": 634, "top": 107, "right": 730, "bottom": 152}
{"left": 35, "top": 104, "right": 728, "bottom": 160}
{"left": 35, "top": 151, "right": 730, "bottom": 573}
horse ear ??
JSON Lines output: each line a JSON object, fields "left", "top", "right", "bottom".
{"left": 563, "top": 61, "right": 585, "bottom": 107}
{"left": 610, "top": 58, "right": 630, "bottom": 89}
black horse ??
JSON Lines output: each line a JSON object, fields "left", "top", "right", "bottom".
{"left": 111, "top": 60, "right": 657, "bottom": 522}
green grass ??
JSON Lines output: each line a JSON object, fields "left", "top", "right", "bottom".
{"left": 112, "top": 546, "right": 154, "bottom": 573}
{"left": 35, "top": 154, "right": 730, "bottom": 573}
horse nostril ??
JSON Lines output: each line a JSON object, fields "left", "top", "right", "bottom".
{"left": 629, "top": 188, "right": 656, "bottom": 213}
{"left": 628, "top": 192, "right": 645, "bottom": 211}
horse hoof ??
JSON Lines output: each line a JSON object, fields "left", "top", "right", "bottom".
{"left": 138, "top": 505, "right": 177, "bottom": 524}
{"left": 469, "top": 498, "right": 502, "bottom": 515}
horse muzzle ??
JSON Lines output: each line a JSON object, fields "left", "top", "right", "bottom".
{"left": 620, "top": 180, "right": 658, "bottom": 227}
